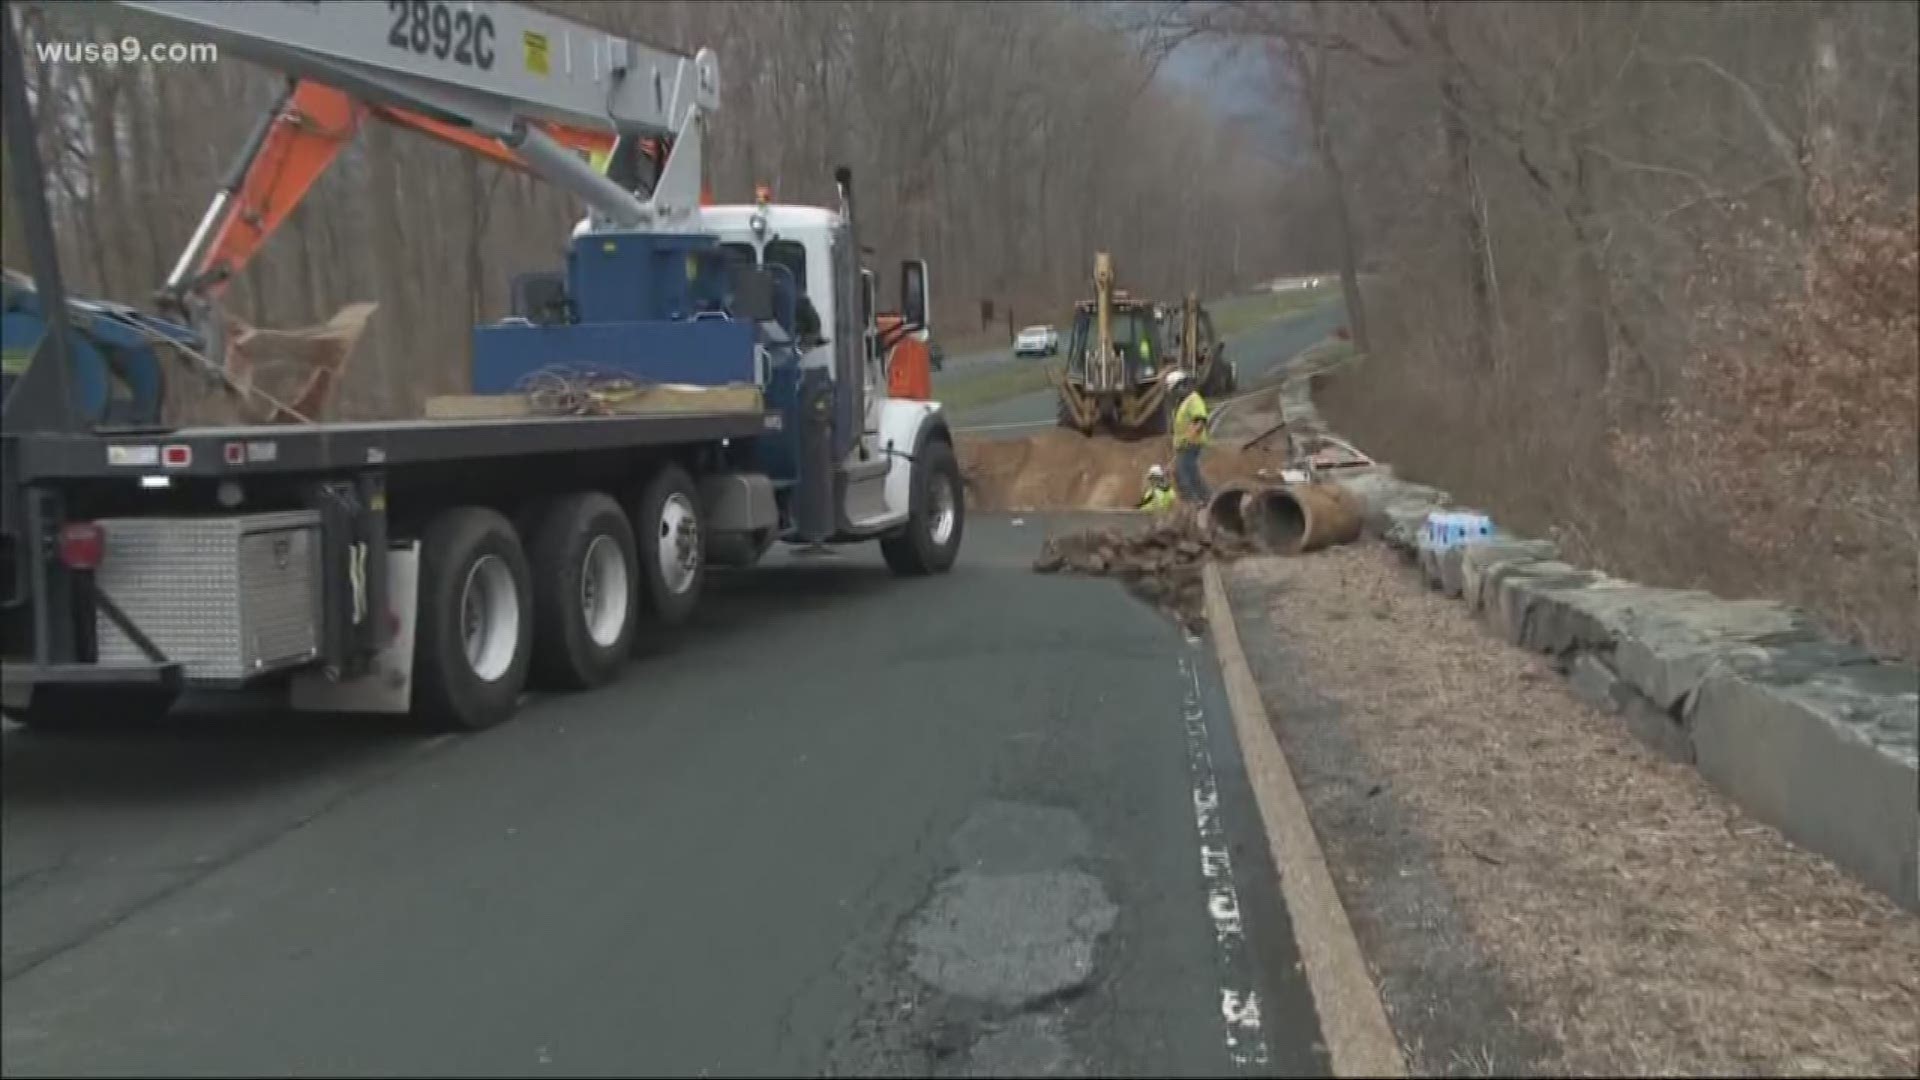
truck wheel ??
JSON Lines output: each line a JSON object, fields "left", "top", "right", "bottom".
{"left": 6, "top": 686, "right": 177, "bottom": 735}
{"left": 528, "top": 492, "right": 638, "bottom": 690}
{"left": 413, "top": 507, "right": 533, "bottom": 731}
{"left": 632, "top": 463, "right": 704, "bottom": 637}
{"left": 881, "top": 438, "right": 964, "bottom": 576}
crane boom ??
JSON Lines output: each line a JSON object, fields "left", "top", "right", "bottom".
{"left": 62, "top": 1, "right": 720, "bottom": 374}
{"left": 96, "top": 0, "right": 718, "bottom": 238}
{"left": 105, "top": 1, "right": 718, "bottom": 141}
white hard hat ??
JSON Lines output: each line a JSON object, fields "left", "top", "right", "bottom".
{"left": 1163, "top": 369, "right": 1191, "bottom": 389}
{"left": 1147, "top": 463, "right": 1166, "bottom": 481}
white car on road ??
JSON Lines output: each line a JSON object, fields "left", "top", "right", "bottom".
{"left": 1014, "top": 324, "right": 1059, "bottom": 358}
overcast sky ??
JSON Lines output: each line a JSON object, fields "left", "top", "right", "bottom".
{"left": 1155, "top": 33, "right": 1299, "bottom": 163}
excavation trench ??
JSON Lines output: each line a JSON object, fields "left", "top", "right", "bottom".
{"left": 969, "top": 430, "right": 1361, "bottom": 633}
{"left": 957, "top": 430, "right": 1290, "bottom": 512}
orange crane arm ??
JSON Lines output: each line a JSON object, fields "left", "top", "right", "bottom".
{"left": 175, "top": 79, "right": 686, "bottom": 305}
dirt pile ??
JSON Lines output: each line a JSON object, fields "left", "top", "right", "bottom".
{"left": 958, "top": 428, "right": 1290, "bottom": 511}
{"left": 1032, "top": 513, "right": 1258, "bottom": 634}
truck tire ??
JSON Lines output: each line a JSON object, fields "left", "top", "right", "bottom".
{"left": 528, "top": 492, "right": 638, "bottom": 691}
{"left": 631, "top": 463, "right": 704, "bottom": 638}
{"left": 881, "top": 438, "right": 964, "bottom": 576}
{"left": 6, "top": 686, "right": 177, "bottom": 735}
{"left": 413, "top": 507, "right": 533, "bottom": 731}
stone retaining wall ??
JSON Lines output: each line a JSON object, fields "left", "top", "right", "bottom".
{"left": 1276, "top": 378, "right": 1920, "bottom": 911}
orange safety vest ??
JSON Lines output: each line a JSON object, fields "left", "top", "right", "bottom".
{"left": 880, "top": 315, "right": 933, "bottom": 401}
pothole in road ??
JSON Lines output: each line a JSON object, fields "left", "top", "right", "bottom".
{"left": 827, "top": 802, "right": 1117, "bottom": 1077}
{"left": 906, "top": 868, "right": 1117, "bottom": 1008}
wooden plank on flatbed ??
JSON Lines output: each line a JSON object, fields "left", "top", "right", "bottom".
{"left": 424, "top": 383, "right": 763, "bottom": 421}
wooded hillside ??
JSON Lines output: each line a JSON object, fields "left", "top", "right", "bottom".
{"left": 1161, "top": 0, "right": 1919, "bottom": 660}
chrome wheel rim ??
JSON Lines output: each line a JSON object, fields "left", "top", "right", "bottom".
{"left": 929, "top": 472, "right": 957, "bottom": 547}
{"left": 460, "top": 555, "right": 520, "bottom": 681}
{"left": 579, "top": 534, "right": 630, "bottom": 647}
{"left": 657, "top": 494, "right": 700, "bottom": 595}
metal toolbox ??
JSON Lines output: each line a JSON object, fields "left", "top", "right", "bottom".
{"left": 93, "top": 511, "right": 323, "bottom": 683}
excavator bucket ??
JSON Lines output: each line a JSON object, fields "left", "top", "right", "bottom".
{"left": 215, "top": 302, "right": 378, "bottom": 424}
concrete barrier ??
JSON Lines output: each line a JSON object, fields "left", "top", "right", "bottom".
{"left": 1275, "top": 375, "right": 1920, "bottom": 912}
{"left": 1691, "top": 661, "right": 1919, "bottom": 910}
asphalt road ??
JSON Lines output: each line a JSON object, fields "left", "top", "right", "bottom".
{"left": 946, "top": 302, "right": 1348, "bottom": 437}
{"left": 2, "top": 516, "right": 1327, "bottom": 1077}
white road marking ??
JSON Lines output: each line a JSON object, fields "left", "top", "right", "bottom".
{"left": 1201, "top": 565, "right": 1408, "bottom": 1077}
{"left": 1178, "top": 652, "right": 1271, "bottom": 1069}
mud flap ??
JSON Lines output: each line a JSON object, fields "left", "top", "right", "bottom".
{"left": 288, "top": 542, "right": 418, "bottom": 714}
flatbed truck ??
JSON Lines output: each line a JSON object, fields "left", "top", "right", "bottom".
{"left": 0, "top": 1, "right": 963, "bottom": 732}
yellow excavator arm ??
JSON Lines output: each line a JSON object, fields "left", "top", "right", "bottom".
{"left": 1094, "top": 250, "right": 1114, "bottom": 374}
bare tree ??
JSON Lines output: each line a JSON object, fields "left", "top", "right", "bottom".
{"left": 1190, "top": 0, "right": 1918, "bottom": 663}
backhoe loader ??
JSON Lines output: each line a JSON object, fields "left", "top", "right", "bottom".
{"left": 1170, "top": 291, "right": 1235, "bottom": 398}
{"left": 1054, "top": 253, "right": 1233, "bottom": 439}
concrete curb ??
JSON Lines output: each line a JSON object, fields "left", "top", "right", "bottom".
{"left": 1202, "top": 564, "right": 1408, "bottom": 1078}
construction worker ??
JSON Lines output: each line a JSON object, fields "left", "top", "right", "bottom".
{"left": 1164, "top": 369, "right": 1210, "bottom": 504}
{"left": 1137, "top": 464, "right": 1177, "bottom": 512}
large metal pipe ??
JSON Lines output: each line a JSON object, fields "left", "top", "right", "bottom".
{"left": 1253, "top": 484, "right": 1363, "bottom": 555}
{"left": 1205, "top": 481, "right": 1265, "bottom": 540}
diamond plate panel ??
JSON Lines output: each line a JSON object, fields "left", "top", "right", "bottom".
{"left": 94, "top": 512, "right": 322, "bottom": 682}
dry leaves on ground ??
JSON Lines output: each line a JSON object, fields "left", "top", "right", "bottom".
{"left": 1241, "top": 545, "right": 1920, "bottom": 1077}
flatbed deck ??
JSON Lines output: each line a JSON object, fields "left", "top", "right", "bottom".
{"left": 6, "top": 409, "right": 772, "bottom": 482}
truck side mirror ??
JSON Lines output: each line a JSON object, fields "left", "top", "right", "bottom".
{"left": 901, "top": 259, "right": 929, "bottom": 333}
{"left": 860, "top": 268, "right": 877, "bottom": 329}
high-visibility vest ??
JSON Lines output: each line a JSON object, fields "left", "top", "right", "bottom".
{"left": 1173, "top": 391, "right": 1210, "bottom": 450}
{"left": 1137, "top": 485, "right": 1177, "bottom": 512}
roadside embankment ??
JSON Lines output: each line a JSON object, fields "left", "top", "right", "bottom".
{"left": 1217, "top": 362, "right": 1919, "bottom": 1075}
{"left": 1330, "top": 433, "right": 1919, "bottom": 915}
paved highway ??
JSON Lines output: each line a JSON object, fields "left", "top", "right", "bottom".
{"left": 2, "top": 517, "right": 1326, "bottom": 1077}
{"left": 946, "top": 302, "right": 1348, "bottom": 436}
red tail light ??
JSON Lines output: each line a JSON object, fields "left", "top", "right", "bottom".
{"left": 58, "top": 522, "right": 104, "bottom": 571}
